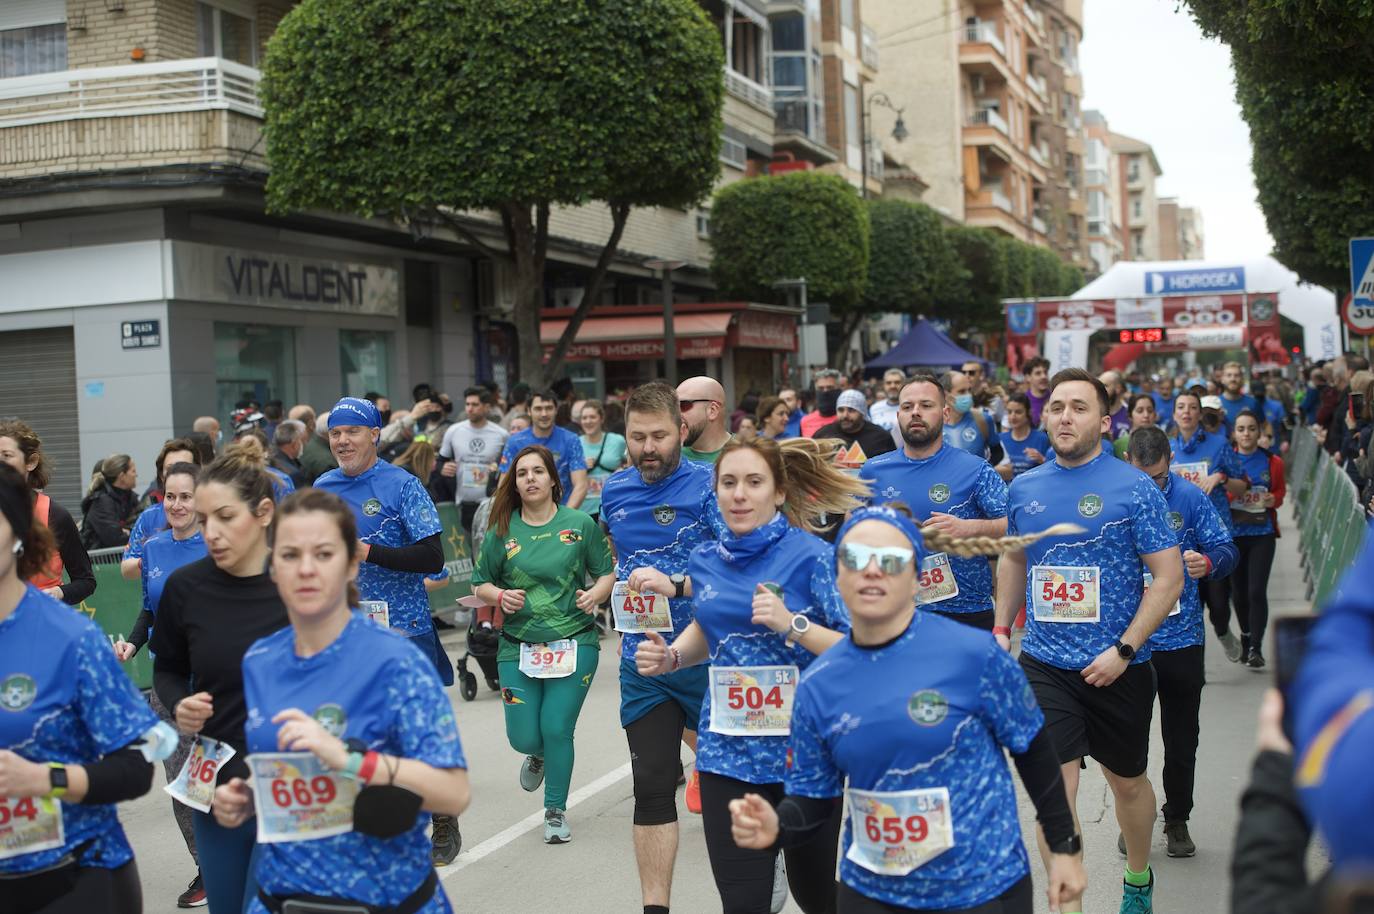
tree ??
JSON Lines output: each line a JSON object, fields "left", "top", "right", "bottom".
{"left": 864, "top": 199, "right": 969, "bottom": 319}
{"left": 1058, "top": 261, "right": 1085, "bottom": 296}
{"left": 998, "top": 235, "right": 1035, "bottom": 301}
{"left": 708, "top": 171, "right": 870, "bottom": 363}
{"left": 944, "top": 226, "right": 1008, "bottom": 334}
{"left": 259, "top": 0, "right": 724, "bottom": 385}
{"left": 1183, "top": 1, "right": 1374, "bottom": 291}
{"left": 1028, "top": 245, "right": 1066, "bottom": 297}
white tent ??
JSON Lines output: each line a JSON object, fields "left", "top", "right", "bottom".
{"left": 1072, "top": 256, "right": 1341, "bottom": 361}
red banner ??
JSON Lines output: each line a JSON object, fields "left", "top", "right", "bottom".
{"left": 542, "top": 336, "right": 725, "bottom": 362}
{"left": 731, "top": 311, "right": 798, "bottom": 351}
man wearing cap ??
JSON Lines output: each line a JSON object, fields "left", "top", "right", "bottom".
{"left": 311, "top": 397, "right": 461, "bottom": 862}
{"left": 813, "top": 389, "right": 896, "bottom": 474}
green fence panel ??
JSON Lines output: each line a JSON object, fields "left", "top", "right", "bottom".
{"left": 428, "top": 503, "right": 474, "bottom": 619}
{"left": 81, "top": 547, "right": 152, "bottom": 689}
{"left": 1286, "top": 427, "right": 1368, "bottom": 609}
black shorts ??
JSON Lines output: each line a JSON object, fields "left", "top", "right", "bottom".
{"left": 1019, "top": 652, "right": 1156, "bottom": 778}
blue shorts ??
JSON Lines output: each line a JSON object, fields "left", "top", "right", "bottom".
{"left": 408, "top": 627, "right": 454, "bottom": 687}
{"left": 619, "top": 660, "right": 706, "bottom": 729}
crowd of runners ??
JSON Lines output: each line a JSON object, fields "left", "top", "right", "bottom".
{"left": 2, "top": 352, "right": 1371, "bottom": 914}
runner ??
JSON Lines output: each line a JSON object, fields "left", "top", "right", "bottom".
{"left": 994, "top": 368, "right": 1184, "bottom": 914}
{"left": 939, "top": 370, "right": 995, "bottom": 460}
{"left": 1228, "top": 410, "right": 1285, "bottom": 669}
{"left": 579, "top": 399, "right": 627, "bottom": 521}
{"left": 0, "top": 420, "right": 95, "bottom": 605}
{"left": 728, "top": 506, "right": 1087, "bottom": 914}
{"left": 757, "top": 396, "right": 791, "bottom": 441}
{"left": 498, "top": 389, "right": 588, "bottom": 507}
{"left": 211, "top": 488, "right": 470, "bottom": 914}
{"left": 1125, "top": 427, "right": 1237, "bottom": 859}
{"left": 801, "top": 371, "right": 841, "bottom": 439}
{"left": 598, "top": 382, "right": 723, "bottom": 914}
{"left": 813, "top": 390, "right": 897, "bottom": 475}
{"left": 471, "top": 445, "right": 614, "bottom": 845}
{"left": 1023, "top": 357, "right": 1051, "bottom": 427}
{"left": 1218, "top": 362, "right": 1258, "bottom": 428}
{"left": 996, "top": 393, "right": 1051, "bottom": 481}
{"left": 1112, "top": 394, "right": 1160, "bottom": 459}
{"left": 438, "top": 387, "right": 509, "bottom": 549}
{"left": 635, "top": 436, "right": 868, "bottom": 914}
{"left": 1169, "top": 390, "right": 1249, "bottom": 663}
{"left": 679, "top": 377, "right": 734, "bottom": 463}
{"left": 121, "top": 438, "right": 200, "bottom": 581}
{"left": 864, "top": 371, "right": 1009, "bottom": 632}
{"left": 867, "top": 369, "right": 906, "bottom": 434}
{"left": 0, "top": 464, "right": 173, "bottom": 914}
{"left": 149, "top": 442, "right": 291, "bottom": 914}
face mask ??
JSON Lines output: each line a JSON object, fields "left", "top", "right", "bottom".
{"left": 954, "top": 394, "right": 974, "bottom": 413}
{"left": 816, "top": 390, "right": 840, "bottom": 415}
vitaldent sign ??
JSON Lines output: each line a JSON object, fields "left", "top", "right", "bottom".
{"left": 1144, "top": 267, "right": 1246, "bottom": 295}
{"left": 171, "top": 242, "right": 400, "bottom": 316}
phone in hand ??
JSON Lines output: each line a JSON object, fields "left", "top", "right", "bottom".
{"left": 1274, "top": 614, "right": 1319, "bottom": 740}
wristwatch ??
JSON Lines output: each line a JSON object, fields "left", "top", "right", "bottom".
{"left": 1048, "top": 833, "right": 1082, "bottom": 855}
{"left": 786, "top": 613, "right": 811, "bottom": 646}
{"left": 48, "top": 763, "right": 69, "bottom": 799}
{"left": 1114, "top": 639, "right": 1136, "bottom": 661}
{"left": 669, "top": 573, "right": 686, "bottom": 599}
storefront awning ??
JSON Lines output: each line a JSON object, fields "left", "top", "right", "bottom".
{"left": 541, "top": 313, "right": 734, "bottom": 361}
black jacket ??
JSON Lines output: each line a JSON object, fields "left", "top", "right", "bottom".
{"left": 80, "top": 482, "right": 137, "bottom": 549}
{"left": 1230, "top": 749, "right": 1327, "bottom": 914}
{"left": 812, "top": 419, "right": 898, "bottom": 464}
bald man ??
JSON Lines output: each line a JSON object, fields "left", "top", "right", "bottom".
{"left": 290, "top": 404, "right": 338, "bottom": 483}
{"left": 1099, "top": 370, "right": 1132, "bottom": 440}
{"left": 676, "top": 376, "right": 732, "bottom": 463}
{"left": 191, "top": 415, "right": 221, "bottom": 450}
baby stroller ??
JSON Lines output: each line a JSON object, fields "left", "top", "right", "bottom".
{"left": 455, "top": 496, "right": 502, "bottom": 702}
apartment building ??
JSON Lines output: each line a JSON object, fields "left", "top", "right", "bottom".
{"left": 1082, "top": 110, "right": 1122, "bottom": 276}
{"left": 0, "top": 0, "right": 802, "bottom": 502}
{"left": 1158, "top": 197, "right": 1206, "bottom": 261}
{"left": 1110, "top": 131, "right": 1163, "bottom": 261}
{"left": 1038, "top": 0, "right": 1089, "bottom": 271}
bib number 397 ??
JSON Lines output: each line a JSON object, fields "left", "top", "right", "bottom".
{"left": 248, "top": 752, "right": 357, "bottom": 844}
{"left": 1031, "top": 565, "right": 1101, "bottom": 623}
{"left": 708, "top": 666, "right": 798, "bottom": 736}
{"left": 610, "top": 581, "right": 673, "bottom": 633}
{"left": 518, "top": 638, "right": 578, "bottom": 679}
{"left": 0, "top": 796, "right": 63, "bottom": 861}
{"left": 846, "top": 786, "right": 954, "bottom": 876}
{"left": 165, "top": 736, "right": 236, "bottom": 813}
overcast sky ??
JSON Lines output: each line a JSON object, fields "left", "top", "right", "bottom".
{"left": 1079, "top": 1, "right": 1275, "bottom": 264}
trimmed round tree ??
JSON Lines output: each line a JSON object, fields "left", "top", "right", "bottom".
{"left": 864, "top": 199, "right": 969, "bottom": 319}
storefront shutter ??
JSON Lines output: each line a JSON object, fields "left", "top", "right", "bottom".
{"left": 0, "top": 0, "right": 66, "bottom": 30}
{"left": 0, "top": 327, "right": 80, "bottom": 507}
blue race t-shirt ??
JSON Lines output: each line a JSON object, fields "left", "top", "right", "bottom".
{"left": 243, "top": 615, "right": 465, "bottom": 913}
{"left": 689, "top": 516, "right": 847, "bottom": 784}
{"left": 0, "top": 587, "right": 160, "bottom": 874}
{"left": 499, "top": 426, "right": 586, "bottom": 505}
{"left": 941, "top": 411, "right": 991, "bottom": 457}
{"left": 1233, "top": 448, "right": 1278, "bottom": 537}
{"left": 863, "top": 445, "right": 1008, "bottom": 615}
{"left": 1262, "top": 398, "right": 1286, "bottom": 431}
{"left": 787, "top": 613, "right": 1043, "bottom": 910}
{"left": 314, "top": 461, "right": 443, "bottom": 637}
{"left": 997, "top": 429, "right": 1052, "bottom": 478}
{"left": 1152, "top": 392, "right": 1176, "bottom": 425}
{"left": 1007, "top": 451, "right": 1179, "bottom": 669}
{"left": 141, "top": 529, "right": 207, "bottom": 616}
{"left": 1149, "top": 474, "right": 1235, "bottom": 652}
{"left": 122, "top": 502, "right": 167, "bottom": 562}
{"left": 1169, "top": 428, "right": 1245, "bottom": 534}
{"left": 1220, "top": 393, "right": 1259, "bottom": 426}
{"left": 265, "top": 466, "right": 295, "bottom": 501}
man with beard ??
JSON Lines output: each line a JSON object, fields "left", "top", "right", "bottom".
{"left": 498, "top": 388, "right": 589, "bottom": 506}
{"left": 995, "top": 368, "right": 1184, "bottom": 914}
{"left": 676, "top": 376, "right": 733, "bottom": 464}
{"left": 813, "top": 389, "right": 896, "bottom": 473}
{"left": 599, "top": 382, "right": 725, "bottom": 914}
{"left": 862, "top": 371, "right": 1009, "bottom": 631}
{"left": 1099, "top": 370, "right": 1133, "bottom": 441}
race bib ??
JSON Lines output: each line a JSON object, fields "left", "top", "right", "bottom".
{"left": 610, "top": 581, "right": 673, "bottom": 633}
{"left": 916, "top": 553, "right": 959, "bottom": 605}
{"left": 518, "top": 638, "right": 578, "bottom": 679}
{"left": 248, "top": 752, "right": 357, "bottom": 844}
{"left": 0, "top": 797, "right": 63, "bottom": 861}
{"left": 1174, "top": 461, "right": 1210, "bottom": 487}
{"left": 587, "top": 476, "right": 605, "bottom": 498}
{"left": 1031, "top": 565, "right": 1100, "bottom": 623}
{"left": 1237, "top": 485, "right": 1269, "bottom": 513}
{"left": 708, "top": 666, "right": 797, "bottom": 737}
{"left": 846, "top": 786, "right": 954, "bottom": 876}
{"left": 460, "top": 463, "right": 489, "bottom": 490}
{"left": 1143, "top": 571, "right": 1182, "bottom": 617}
{"left": 165, "top": 736, "right": 236, "bottom": 813}
{"left": 358, "top": 600, "right": 389, "bottom": 628}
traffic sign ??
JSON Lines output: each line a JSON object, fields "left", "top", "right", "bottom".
{"left": 1350, "top": 237, "right": 1374, "bottom": 307}
{"left": 1343, "top": 293, "right": 1374, "bottom": 336}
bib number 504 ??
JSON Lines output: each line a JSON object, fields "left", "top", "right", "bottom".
{"left": 726, "top": 684, "right": 785, "bottom": 710}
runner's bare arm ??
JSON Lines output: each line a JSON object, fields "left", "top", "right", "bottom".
{"left": 566, "top": 468, "right": 589, "bottom": 509}
{"left": 993, "top": 547, "right": 1028, "bottom": 648}
{"left": 925, "top": 514, "right": 1007, "bottom": 538}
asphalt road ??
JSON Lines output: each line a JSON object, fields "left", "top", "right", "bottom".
{"left": 119, "top": 503, "right": 1318, "bottom": 914}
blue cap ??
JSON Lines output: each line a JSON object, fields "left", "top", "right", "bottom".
{"left": 327, "top": 397, "right": 381, "bottom": 429}
{"left": 834, "top": 505, "right": 930, "bottom": 565}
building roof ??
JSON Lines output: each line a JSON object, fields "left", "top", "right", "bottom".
{"left": 1108, "top": 132, "right": 1163, "bottom": 176}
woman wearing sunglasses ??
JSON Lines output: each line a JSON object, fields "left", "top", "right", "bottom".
{"left": 728, "top": 505, "right": 1087, "bottom": 914}
{"left": 635, "top": 436, "right": 867, "bottom": 914}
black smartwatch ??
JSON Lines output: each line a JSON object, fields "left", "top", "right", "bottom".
{"left": 1114, "top": 640, "right": 1136, "bottom": 661}
{"left": 669, "top": 573, "right": 686, "bottom": 599}
{"left": 1048, "top": 833, "right": 1082, "bottom": 855}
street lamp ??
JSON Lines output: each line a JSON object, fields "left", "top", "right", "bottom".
{"left": 861, "top": 90, "right": 908, "bottom": 199}
{"left": 645, "top": 258, "right": 687, "bottom": 385}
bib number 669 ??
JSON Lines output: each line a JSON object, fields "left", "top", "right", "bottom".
{"left": 269, "top": 776, "right": 337, "bottom": 809}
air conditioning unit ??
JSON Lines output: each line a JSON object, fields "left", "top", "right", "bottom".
{"left": 553, "top": 287, "right": 585, "bottom": 309}
{"left": 476, "top": 259, "right": 518, "bottom": 317}
{"left": 971, "top": 74, "right": 986, "bottom": 95}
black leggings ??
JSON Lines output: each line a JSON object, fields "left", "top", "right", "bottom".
{"left": 1232, "top": 534, "right": 1277, "bottom": 650}
{"left": 700, "top": 771, "right": 840, "bottom": 914}
{"left": 1203, "top": 577, "right": 1232, "bottom": 638}
{"left": 626, "top": 700, "right": 687, "bottom": 826}
{"left": 836, "top": 875, "right": 1031, "bottom": 914}
{"left": 9, "top": 860, "right": 143, "bottom": 914}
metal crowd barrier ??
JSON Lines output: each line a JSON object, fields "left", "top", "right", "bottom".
{"left": 1287, "top": 426, "right": 1368, "bottom": 606}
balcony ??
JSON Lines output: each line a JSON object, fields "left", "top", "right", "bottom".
{"left": 1032, "top": 214, "right": 1048, "bottom": 235}
{"left": 1084, "top": 167, "right": 1109, "bottom": 187}
{"left": 1029, "top": 142, "right": 1049, "bottom": 168}
{"left": 1026, "top": 72, "right": 1049, "bottom": 104}
{"left": 724, "top": 67, "right": 773, "bottom": 113}
{"left": 967, "top": 107, "right": 1009, "bottom": 135}
{"left": 964, "top": 21, "right": 1006, "bottom": 58}
{"left": 861, "top": 25, "right": 879, "bottom": 71}
{"left": 967, "top": 187, "right": 1021, "bottom": 237}
{"left": 1024, "top": 3, "right": 1046, "bottom": 34}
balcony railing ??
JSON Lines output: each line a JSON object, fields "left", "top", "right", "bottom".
{"left": 1029, "top": 143, "right": 1048, "bottom": 168}
{"left": 1026, "top": 72, "right": 1048, "bottom": 103}
{"left": 1032, "top": 215, "right": 1048, "bottom": 235}
{"left": 724, "top": 67, "right": 773, "bottom": 111}
{"left": 1024, "top": 3, "right": 1045, "bottom": 33}
{"left": 0, "top": 57, "right": 261, "bottom": 128}
{"left": 773, "top": 97, "right": 823, "bottom": 144}
{"left": 990, "top": 190, "right": 1013, "bottom": 213}
{"left": 964, "top": 21, "right": 1005, "bottom": 58}
{"left": 967, "top": 107, "right": 1009, "bottom": 136}
{"left": 1085, "top": 167, "right": 1109, "bottom": 187}
{"left": 861, "top": 25, "right": 879, "bottom": 70}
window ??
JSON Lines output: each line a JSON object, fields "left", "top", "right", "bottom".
{"left": 197, "top": 1, "right": 256, "bottom": 66}
{"left": 340, "top": 330, "right": 390, "bottom": 399}
{"left": 1132, "top": 230, "right": 1145, "bottom": 258}
{"left": 1088, "top": 190, "right": 1105, "bottom": 220}
{"left": 696, "top": 212, "right": 712, "bottom": 239}
{"left": 215, "top": 323, "right": 296, "bottom": 424}
{"left": 1131, "top": 193, "right": 1143, "bottom": 219}
{"left": 1128, "top": 155, "right": 1141, "bottom": 182}
{"left": 845, "top": 83, "right": 861, "bottom": 166}
{"left": 772, "top": 13, "right": 805, "bottom": 51}
{"left": 0, "top": 23, "right": 66, "bottom": 78}
{"left": 841, "top": 0, "right": 855, "bottom": 31}
{"left": 720, "top": 134, "right": 747, "bottom": 170}
{"left": 730, "top": 18, "right": 765, "bottom": 83}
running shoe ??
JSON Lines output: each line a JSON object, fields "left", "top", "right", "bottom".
{"left": 430, "top": 814, "right": 462, "bottom": 866}
{"left": 1247, "top": 649, "right": 1266, "bottom": 670}
{"left": 685, "top": 769, "right": 702, "bottom": 815}
{"left": 1218, "top": 629, "right": 1243, "bottom": 663}
{"left": 176, "top": 873, "right": 207, "bottom": 908}
{"left": 770, "top": 853, "right": 788, "bottom": 914}
{"left": 1119, "top": 868, "right": 1154, "bottom": 914}
{"left": 1163, "top": 821, "right": 1195, "bottom": 858}
{"left": 544, "top": 807, "right": 571, "bottom": 844}
{"left": 520, "top": 755, "right": 545, "bottom": 792}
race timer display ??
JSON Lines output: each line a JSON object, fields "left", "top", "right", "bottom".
{"left": 1118, "top": 328, "right": 1165, "bottom": 343}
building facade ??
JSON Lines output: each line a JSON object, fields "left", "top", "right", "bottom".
{"left": 1109, "top": 131, "right": 1163, "bottom": 261}
{"left": 1082, "top": 110, "right": 1122, "bottom": 277}
{"left": 1157, "top": 197, "right": 1206, "bottom": 261}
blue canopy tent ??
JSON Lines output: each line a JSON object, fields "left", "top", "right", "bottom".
{"left": 864, "top": 319, "right": 986, "bottom": 375}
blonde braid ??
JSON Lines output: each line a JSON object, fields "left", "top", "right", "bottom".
{"left": 922, "top": 522, "right": 1085, "bottom": 558}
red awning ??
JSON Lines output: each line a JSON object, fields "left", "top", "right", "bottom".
{"left": 541, "top": 313, "right": 734, "bottom": 361}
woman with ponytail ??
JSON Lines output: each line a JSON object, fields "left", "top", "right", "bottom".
{"left": 80, "top": 454, "right": 139, "bottom": 549}
{"left": 149, "top": 441, "right": 289, "bottom": 914}
{"left": 635, "top": 435, "right": 867, "bottom": 914}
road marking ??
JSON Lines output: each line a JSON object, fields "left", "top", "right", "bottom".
{"left": 440, "top": 761, "right": 633, "bottom": 877}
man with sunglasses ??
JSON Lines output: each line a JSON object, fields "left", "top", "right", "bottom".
{"left": 677, "top": 376, "right": 732, "bottom": 464}
{"left": 862, "top": 371, "right": 1009, "bottom": 631}
{"left": 1126, "top": 426, "right": 1236, "bottom": 860}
